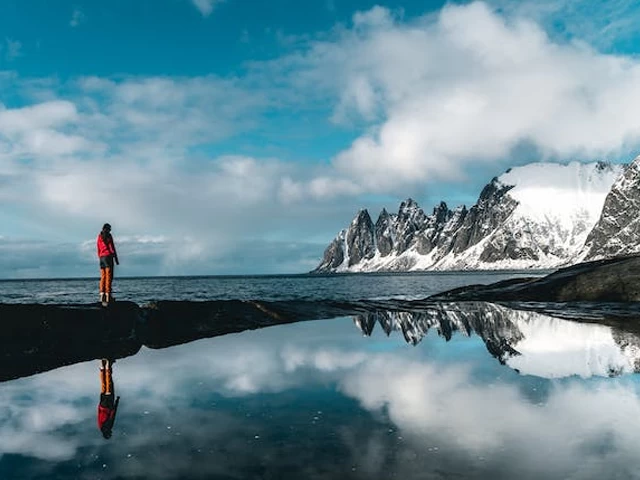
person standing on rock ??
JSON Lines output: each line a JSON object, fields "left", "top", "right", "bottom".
{"left": 97, "top": 223, "right": 119, "bottom": 306}
{"left": 98, "top": 358, "right": 120, "bottom": 439}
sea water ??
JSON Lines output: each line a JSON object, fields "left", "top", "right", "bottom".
{"left": 3, "top": 271, "right": 639, "bottom": 480}
{"left": 0, "top": 271, "right": 542, "bottom": 304}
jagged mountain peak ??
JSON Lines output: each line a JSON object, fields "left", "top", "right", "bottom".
{"left": 399, "top": 197, "right": 420, "bottom": 209}
{"left": 433, "top": 201, "right": 448, "bottom": 212}
{"left": 480, "top": 176, "right": 513, "bottom": 201}
{"left": 352, "top": 208, "right": 372, "bottom": 224}
{"left": 397, "top": 198, "right": 425, "bottom": 222}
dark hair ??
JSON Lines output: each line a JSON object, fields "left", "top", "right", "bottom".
{"left": 101, "top": 223, "right": 112, "bottom": 244}
{"left": 101, "top": 427, "right": 112, "bottom": 439}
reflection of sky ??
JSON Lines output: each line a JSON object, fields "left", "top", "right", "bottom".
{"left": 2, "top": 316, "right": 640, "bottom": 479}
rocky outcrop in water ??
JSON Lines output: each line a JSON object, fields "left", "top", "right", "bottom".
{"left": 429, "top": 255, "right": 640, "bottom": 302}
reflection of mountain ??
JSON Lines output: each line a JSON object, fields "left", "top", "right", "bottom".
{"left": 354, "top": 303, "right": 640, "bottom": 378}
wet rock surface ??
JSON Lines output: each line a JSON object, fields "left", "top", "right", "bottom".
{"left": 0, "top": 302, "right": 141, "bottom": 382}
{"left": 429, "top": 255, "right": 640, "bottom": 302}
{"left": 0, "top": 299, "right": 362, "bottom": 382}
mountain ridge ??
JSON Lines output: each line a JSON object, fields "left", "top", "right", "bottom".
{"left": 313, "top": 158, "right": 639, "bottom": 273}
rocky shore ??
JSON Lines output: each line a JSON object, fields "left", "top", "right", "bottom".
{"left": 429, "top": 254, "right": 640, "bottom": 302}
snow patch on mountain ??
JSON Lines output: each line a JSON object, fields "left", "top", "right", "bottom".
{"left": 499, "top": 161, "right": 617, "bottom": 231}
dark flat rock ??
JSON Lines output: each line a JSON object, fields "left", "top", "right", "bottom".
{"left": 0, "top": 299, "right": 362, "bottom": 382}
{"left": 429, "top": 255, "right": 640, "bottom": 302}
{"left": 0, "top": 302, "right": 141, "bottom": 382}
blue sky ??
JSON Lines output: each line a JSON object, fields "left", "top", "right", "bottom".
{"left": 2, "top": 0, "right": 640, "bottom": 278}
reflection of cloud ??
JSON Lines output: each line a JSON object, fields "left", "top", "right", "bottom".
{"left": 339, "top": 355, "right": 640, "bottom": 476}
{"left": 282, "top": 346, "right": 368, "bottom": 373}
{"left": 0, "top": 363, "right": 95, "bottom": 461}
{"left": 3, "top": 317, "right": 640, "bottom": 478}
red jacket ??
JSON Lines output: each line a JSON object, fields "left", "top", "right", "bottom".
{"left": 97, "top": 233, "right": 117, "bottom": 258}
{"left": 98, "top": 396, "right": 120, "bottom": 431}
{"left": 98, "top": 404, "right": 116, "bottom": 428}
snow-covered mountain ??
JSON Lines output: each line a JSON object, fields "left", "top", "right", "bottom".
{"left": 314, "top": 160, "right": 632, "bottom": 272}
{"left": 353, "top": 303, "right": 640, "bottom": 378}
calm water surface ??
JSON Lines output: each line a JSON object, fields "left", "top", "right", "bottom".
{"left": 0, "top": 271, "right": 543, "bottom": 304}
{"left": 2, "top": 273, "right": 639, "bottom": 479}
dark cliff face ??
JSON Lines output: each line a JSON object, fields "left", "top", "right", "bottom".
{"left": 375, "top": 208, "right": 395, "bottom": 257}
{"left": 313, "top": 232, "right": 346, "bottom": 273}
{"left": 451, "top": 178, "right": 517, "bottom": 255}
{"left": 416, "top": 202, "right": 452, "bottom": 255}
{"left": 394, "top": 199, "right": 428, "bottom": 254}
{"left": 431, "top": 205, "right": 467, "bottom": 258}
{"left": 583, "top": 157, "right": 640, "bottom": 261}
{"left": 347, "top": 210, "right": 376, "bottom": 266}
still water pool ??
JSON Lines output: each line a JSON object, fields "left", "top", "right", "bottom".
{"left": 2, "top": 298, "right": 640, "bottom": 480}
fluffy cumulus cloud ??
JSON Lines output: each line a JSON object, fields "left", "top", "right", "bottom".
{"left": 275, "top": 1, "right": 640, "bottom": 194}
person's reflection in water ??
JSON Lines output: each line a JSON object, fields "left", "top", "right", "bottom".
{"left": 98, "top": 358, "right": 120, "bottom": 439}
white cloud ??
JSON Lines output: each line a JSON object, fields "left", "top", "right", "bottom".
{"left": 191, "top": 0, "right": 224, "bottom": 17}
{"left": 0, "top": 100, "right": 101, "bottom": 158}
{"left": 69, "top": 8, "right": 86, "bottom": 27}
{"left": 268, "top": 1, "right": 640, "bottom": 195}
